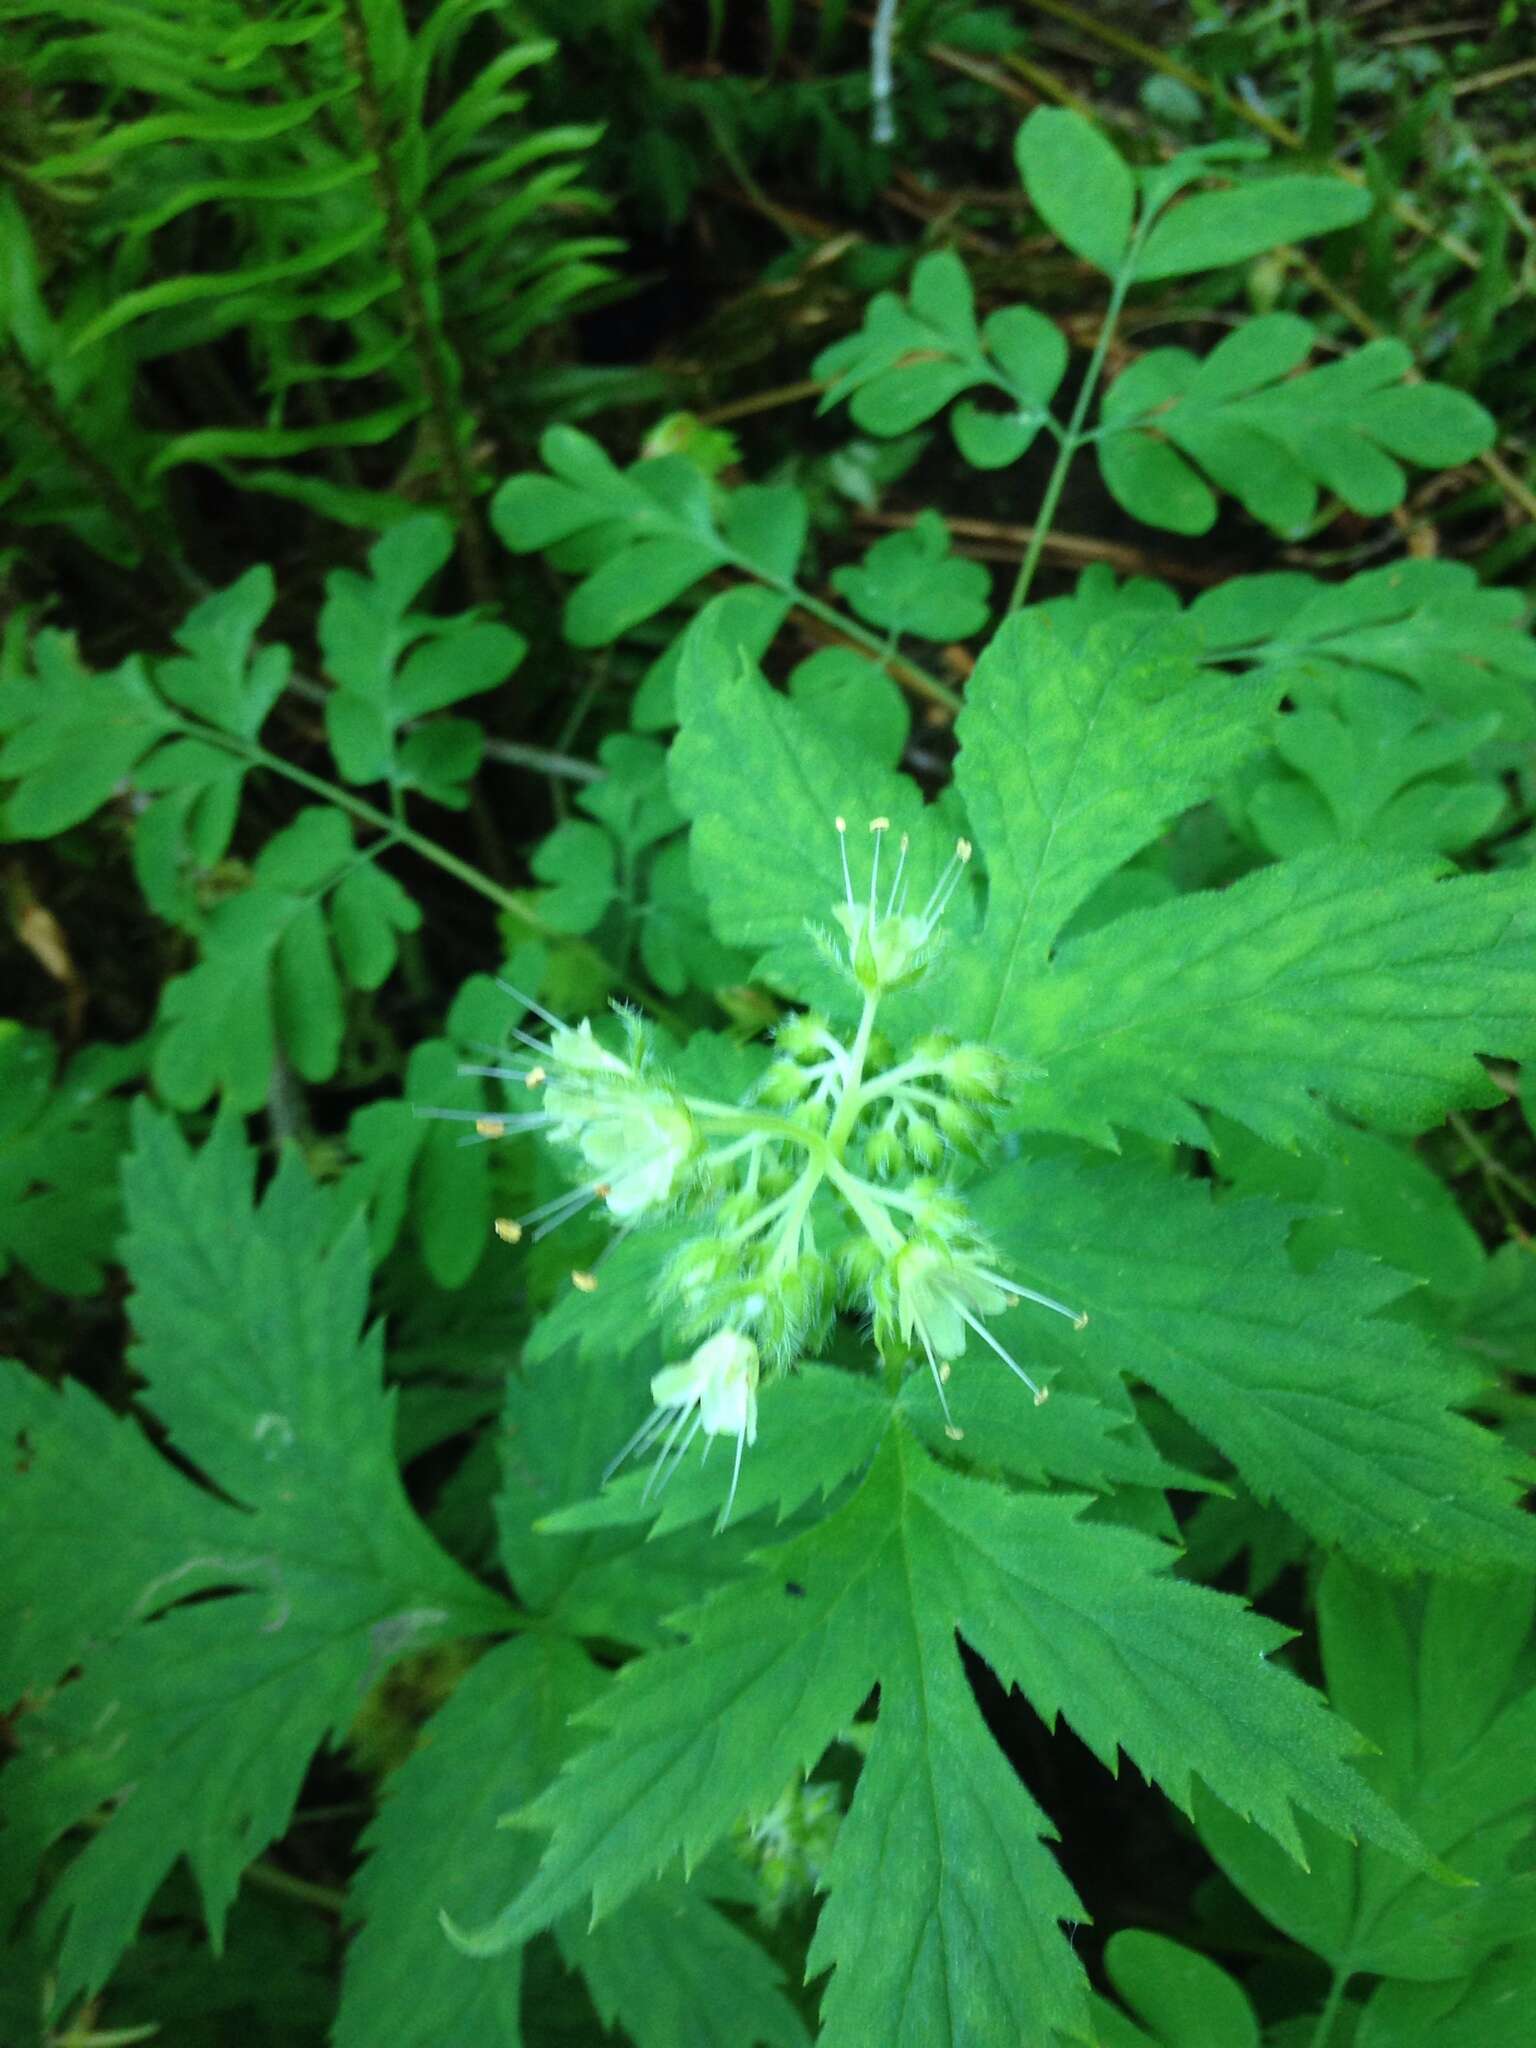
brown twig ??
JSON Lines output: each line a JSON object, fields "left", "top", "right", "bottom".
{"left": 853, "top": 506, "right": 1229, "bottom": 587}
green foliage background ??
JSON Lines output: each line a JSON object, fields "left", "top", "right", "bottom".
{"left": 3, "top": 5, "right": 1536, "bottom": 2046}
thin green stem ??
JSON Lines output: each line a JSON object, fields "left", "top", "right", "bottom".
{"left": 727, "top": 554, "right": 961, "bottom": 714}
{"left": 826, "top": 992, "right": 882, "bottom": 1151}
{"left": 1008, "top": 228, "right": 1148, "bottom": 613}
{"left": 224, "top": 733, "right": 548, "bottom": 932}
{"left": 1309, "top": 1964, "right": 1353, "bottom": 2048}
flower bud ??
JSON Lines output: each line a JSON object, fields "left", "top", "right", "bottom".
{"left": 906, "top": 1115, "right": 945, "bottom": 1168}
{"left": 934, "top": 1096, "right": 987, "bottom": 1153}
{"left": 938, "top": 1042, "right": 1009, "bottom": 1102}
{"left": 864, "top": 1123, "right": 906, "bottom": 1181}
{"left": 775, "top": 1011, "right": 831, "bottom": 1062}
{"left": 759, "top": 1059, "right": 816, "bottom": 1106}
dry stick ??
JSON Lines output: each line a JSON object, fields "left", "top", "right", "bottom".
{"left": 1452, "top": 54, "right": 1536, "bottom": 98}
{"left": 339, "top": 0, "right": 493, "bottom": 603}
{"left": 853, "top": 506, "right": 1229, "bottom": 587}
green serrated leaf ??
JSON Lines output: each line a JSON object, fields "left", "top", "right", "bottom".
{"left": 949, "top": 606, "right": 1273, "bottom": 1033}
{"left": 1020, "top": 855, "right": 1536, "bottom": 1149}
{"left": 971, "top": 1156, "right": 1536, "bottom": 1575}
{"left": 1201, "top": 1560, "right": 1536, "bottom": 1992}
{"left": 462, "top": 1422, "right": 1419, "bottom": 2044}
{"left": 337, "top": 1635, "right": 603, "bottom": 2048}
{"left": 0, "top": 1111, "right": 508, "bottom": 2006}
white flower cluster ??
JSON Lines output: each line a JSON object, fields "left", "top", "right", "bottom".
{"left": 443, "top": 819, "right": 1083, "bottom": 1525}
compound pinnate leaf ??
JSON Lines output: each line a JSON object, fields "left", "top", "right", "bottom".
{"left": 1015, "top": 108, "right": 1136, "bottom": 274}
{"left": 0, "top": 636, "right": 174, "bottom": 838}
{"left": 1021, "top": 854, "right": 1536, "bottom": 1150}
{"left": 320, "top": 515, "right": 523, "bottom": 794}
{"left": 460, "top": 1424, "right": 1417, "bottom": 2047}
{"left": 973, "top": 1156, "right": 1536, "bottom": 1576}
{"left": 831, "top": 509, "right": 990, "bottom": 641}
{"left": 492, "top": 426, "right": 728, "bottom": 645}
{"left": 812, "top": 249, "right": 1066, "bottom": 466}
{"left": 531, "top": 818, "right": 617, "bottom": 933}
{"left": 0, "top": 1111, "right": 508, "bottom": 2007}
{"left": 1099, "top": 318, "right": 1492, "bottom": 535}
{"left": 151, "top": 808, "right": 420, "bottom": 1110}
{"left": 1191, "top": 559, "right": 1536, "bottom": 736}
{"left": 1134, "top": 173, "right": 1372, "bottom": 280}
{"left": 156, "top": 565, "right": 289, "bottom": 739}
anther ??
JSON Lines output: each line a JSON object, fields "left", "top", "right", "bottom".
{"left": 1033, "top": 1387, "right": 1051, "bottom": 1406}
{"left": 524, "top": 1066, "right": 546, "bottom": 1088}
{"left": 494, "top": 1218, "right": 522, "bottom": 1243}
{"left": 571, "top": 1270, "right": 599, "bottom": 1293}
{"left": 944, "top": 1424, "right": 965, "bottom": 1441}
{"left": 475, "top": 1116, "right": 506, "bottom": 1138}
{"left": 1074, "top": 1312, "right": 1090, "bottom": 1332}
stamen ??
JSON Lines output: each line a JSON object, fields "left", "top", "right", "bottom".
{"left": 413, "top": 1106, "right": 549, "bottom": 1132}
{"left": 886, "top": 832, "right": 910, "bottom": 918}
{"left": 835, "top": 817, "right": 854, "bottom": 910}
{"left": 642, "top": 1404, "right": 700, "bottom": 1502}
{"left": 917, "top": 1325, "right": 956, "bottom": 1429}
{"left": 495, "top": 980, "right": 565, "bottom": 1033}
{"left": 921, "top": 837, "right": 974, "bottom": 929}
{"left": 719, "top": 1423, "right": 749, "bottom": 1531}
{"left": 653, "top": 1410, "right": 705, "bottom": 1499}
{"left": 957, "top": 1304, "right": 1049, "bottom": 1403}
{"left": 994, "top": 1275, "right": 1085, "bottom": 1326}
{"left": 530, "top": 1184, "right": 604, "bottom": 1241}
{"left": 603, "top": 1401, "right": 672, "bottom": 1483}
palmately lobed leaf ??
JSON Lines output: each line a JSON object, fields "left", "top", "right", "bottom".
{"left": 0, "top": 1111, "right": 509, "bottom": 2008}
{"left": 1015, "top": 854, "right": 1536, "bottom": 1150}
{"left": 462, "top": 1420, "right": 1424, "bottom": 2045}
{"left": 972, "top": 1155, "right": 1536, "bottom": 1576}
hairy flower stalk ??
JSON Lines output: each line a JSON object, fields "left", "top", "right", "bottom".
{"left": 461, "top": 821, "right": 1085, "bottom": 1519}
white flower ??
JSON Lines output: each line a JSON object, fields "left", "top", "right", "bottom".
{"left": 829, "top": 818, "right": 972, "bottom": 993}
{"left": 606, "top": 1331, "right": 761, "bottom": 1528}
{"left": 888, "top": 1238, "right": 1085, "bottom": 1424}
